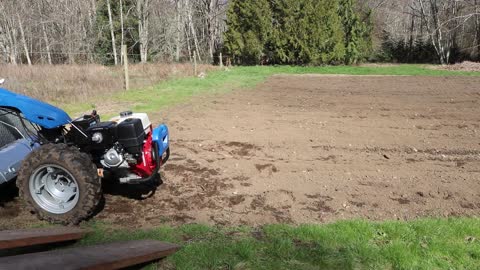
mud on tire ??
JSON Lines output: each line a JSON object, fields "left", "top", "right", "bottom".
{"left": 17, "top": 144, "right": 101, "bottom": 225}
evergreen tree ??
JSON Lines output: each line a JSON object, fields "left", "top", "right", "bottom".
{"left": 304, "top": 0, "right": 345, "bottom": 64}
{"left": 268, "top": 0, "right": 345, "bottom": 65}
{"left": 224, "top": 0, "right": 272, "bottom": 64}
{"left": 268, "top": 0, "right": 299, "bottom": 64}
{"left": 338, "top": 0, "right": 372, "bottom": 64}
{"left": 224, "top": 0, "right": 372, "bottom": 65}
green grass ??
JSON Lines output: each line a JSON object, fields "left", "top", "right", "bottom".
{"left": 78, "top": 218, "right": 480, "bottom": 270}
{"left": 64, "top": 64, "right": 479, "bottom": 116}
{"left": 267, "top": 64, "right": 480, "bottom": 76}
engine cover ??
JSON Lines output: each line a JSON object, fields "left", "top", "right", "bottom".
{"left": 86, "top": 121, "right": 117, "bottom": 148}
{"left": 110, "top": 112, "right": 152, "bottom": 132}
{"left": 117, "top": 118, "right": 145, "bottom": 155}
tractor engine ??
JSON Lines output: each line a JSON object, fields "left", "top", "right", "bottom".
{"left": 68, "top": 111, "right": 162, "bottom": 183}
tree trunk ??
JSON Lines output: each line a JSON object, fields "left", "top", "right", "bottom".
{"left": 36, "top": 1, "right": 52, "bottom": 64}
{"left": 175, "top": 0, "right": 181, "bottom": 62}
{"left": 429, "top": 0, "right": 445, "bottom": 64}
{"left": 137, "top": 0, "right": 149, "bottom": 63}
{"left": 186, "top": 0, "right": 201, "bottom": 62}
{"left": 185, "top": 23, "right": 192, "bottom": 62}
{"left": 5, "top": 21, "right": 18, "bottom": 65}
{"left": 476, "top": 0, "right": 480, "bottom": 60}
{"left": 107, "top": 0, "right": 118, "bottom": 65}
{"left": 17, "top": 13, "right": 32, "bottom": 65}
{"left": 408, "top": 11, "right": 415, "bottom": 61}
{"left": 120, "top": 0, "right": 125, "bottom": 64}
{"left": 207, "top": 0, "right": 216, "bottom": 62}
{"left": 87, "top": 0, "right": 97, "bottom": 63}
{"left": 66, "top": 19, "right": 75, "bottom": 64}
{"left": 420, "top": 0, "right": 448, "bottom": 64}
{"left": 1, "top": 11, "right": 18, "bottom": 65}
{"left": 42, "top": 23, "right": 52, "bottom": 64}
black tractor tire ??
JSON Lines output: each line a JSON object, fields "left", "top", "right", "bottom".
{"left": 17, "top": 144, "right": 102, "bottom": 225}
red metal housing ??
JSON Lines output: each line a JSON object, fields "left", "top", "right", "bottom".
{"left": 130, "top": 129, "right": 157, "bottom": 177}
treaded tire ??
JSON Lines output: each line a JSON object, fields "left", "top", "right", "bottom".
{"left": 17, "top": 144, "right": 102, "bottom": 225}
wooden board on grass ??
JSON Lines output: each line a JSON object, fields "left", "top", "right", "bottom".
{"left": 0, "top": 227, "right": 86, "bottom": 250}
{"left": 0, "top": 239, "right": 180, "bottom": 270}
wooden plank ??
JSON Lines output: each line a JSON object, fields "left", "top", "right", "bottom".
{"left": 0, "top": 228, "right": 86, "bottom": 250}
{"left": 0, "top": 240, "right": 180, "bottom": 270}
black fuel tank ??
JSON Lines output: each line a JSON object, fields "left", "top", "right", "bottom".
{"left": 117, "top": 118, "right": 145, "bottom": 154}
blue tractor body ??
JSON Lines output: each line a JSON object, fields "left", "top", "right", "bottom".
{"left": 0, "top": 139, "right": 37, "bottom": 184}
{"left": 0, "top": 88, "right": 71, "bottom": 129}
{"left": 0, "top": 87, "right": 169, "bottom": 223}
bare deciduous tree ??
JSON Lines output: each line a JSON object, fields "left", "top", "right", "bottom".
{"left": 107, "top": 0, "right": 118, "bottom": 65}
{"left": 364, "top": 0, "right": 480, "bottom": 63}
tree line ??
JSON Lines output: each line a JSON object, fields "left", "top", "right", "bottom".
{"left": 224, "top": 0, "right": 372, "bottom": 65}
{"left": 0, "top": 0, "right": 479, "bottom": 65}
{"left": 0, "top": 0, "right": 227, "bottom": 65}
{"left": 368, "top": 0, "right": 480, "bottom": 64}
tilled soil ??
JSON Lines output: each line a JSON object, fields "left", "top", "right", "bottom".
{"left": 1, "top": 75, "right": 480, "bottom": 228}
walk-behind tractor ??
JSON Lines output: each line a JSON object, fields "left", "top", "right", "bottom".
{"left": 0, "top": 88, "right": 169, "bottom": 224}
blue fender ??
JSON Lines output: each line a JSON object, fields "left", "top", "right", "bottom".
{"left": 0, "top": 139, "right": 39, "bottom": 184}
{"left": 0, "top": 88, "right": 71, "bottom": 129}
{"left": 152, "top": 124, "right": 169, "bottom": 158}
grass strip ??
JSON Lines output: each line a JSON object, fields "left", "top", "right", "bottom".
{"left": 79, "top": 218, "right": 480, "bottom": 269}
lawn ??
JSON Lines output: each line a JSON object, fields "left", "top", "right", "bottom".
{"left": 66, "top": 64, "right": 480, "bottom": 116}
{"left": 79, "top": 218, "right": 480, "bottom": 269}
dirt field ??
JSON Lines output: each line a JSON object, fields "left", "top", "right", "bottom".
{"left": 1, "top": 75, "right": 480, "bottom": 228}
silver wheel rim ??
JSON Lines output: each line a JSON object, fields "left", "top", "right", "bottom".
{"left": 29, "top": 164, "right": 79, "bottom": 214}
